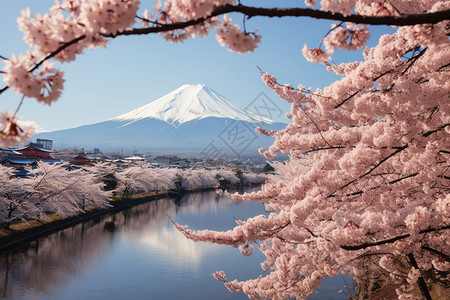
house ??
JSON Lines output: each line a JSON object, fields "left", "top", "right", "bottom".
{"left": 110, "top": 159, "right": 130, "bottom": 168}
{"left": 69, "top": 154, "right": 95, "bottom": 166}
{"left": 0, "top": 156, "right": 62, "bottom": 168}
{"left": 124, "top": 156, "right": 147, "bottom": 163}
{"left": 173, "top": 160, "right": 190, "bottom": 168}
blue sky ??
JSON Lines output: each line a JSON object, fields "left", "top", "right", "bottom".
{"left": 1, "top": 1, "right": 394, "bottom": 132}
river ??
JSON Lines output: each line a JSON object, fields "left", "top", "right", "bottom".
{"left": 0, "top": 187, "right": 352, "bottom": 299}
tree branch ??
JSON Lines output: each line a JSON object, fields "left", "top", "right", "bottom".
{"left": 407, "top": 253, "right": 433, "bottom": 300}
{"left": 330, "top": 145, "right": 409, "bottom": 196}
{"left": 112, "top": 4, "right": 450, "bottom": 39}
{"left": 422, "top": 245, "right": 450, "bottom": 262}
{"left": 2, "top": 3, "right": 448, "bottom": 98}
{"left": 401, "top": 47, "right": 427, "bottom": 76}
{"left": 328, "top": 172, "right": 419, "bottom": 198}
{"left": 341, "top": 224, "right": 450, "bottom": 251}
{"left": 305, "top": 146, "right": 346, "bottom": 153}
{"left": 334, "top": 91, "right": 359, "bottom": 109}
{"left": 423, "top": 123, "right": 450, "bottom": 137}
{"left": 0, "top": 34, "right": 87, "bottom": 96}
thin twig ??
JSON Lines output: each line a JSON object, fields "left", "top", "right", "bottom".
{"left": 297, "top": 104, "right": 333, "bottom": 148}
{"left": 319, "top": 21, "right": 343, "bottom": 49}
{"left": 13, "top": 96, "right": 25, "bottom": 118}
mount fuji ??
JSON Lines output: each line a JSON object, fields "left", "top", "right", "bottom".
{"left": 37, "top": 84, "right": 286, "bottom": 156}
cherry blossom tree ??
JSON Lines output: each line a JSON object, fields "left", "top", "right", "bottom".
{"left": 113, "top": 165, "right": 264, "bottom": 196}
{"left": 0, "top": 162, "right": 111, "bottom": 228}
{"left": 115, "top": 164, "right": 180, "bottom": 196}
{"left": 173, "top": 2, "right": 448, "bottom": 299}
{"left": 1, "top": 0, "right": 449, "bottom": 299}
{"left": 115, "top": 164, "right": 152, "bottom": 196}
{"left": 0, "top": 0, "right": 448, "bottom": 146}
{"left": 180, "top": 169, "right": 219, "bottom": 189}
{"left": 87, "top": 161, "right": 120, "bottom": 191}
{"left": 0, "top": 165, "right": 40, "bottom": 228}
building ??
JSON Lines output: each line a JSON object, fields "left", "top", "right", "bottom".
{"left": 36, "top": 138, "right": 53, "bottom": 150}
{"left": 0, "top": 147, "right": 21, "bottom": 160}
{"left": 69, "top": 154, "right": 95, "bottom": 166}
{"left": 173, "top": 159, "right": 190, "bottom": 168}
{"left": 0, "top": 142, "right": 61, "bottom": 169}
{"left": 14, "top": 142, "right": 53, "bottom": 159}
{"left": 154, "top": 155, "right": 179, "bottom": 165}
{"left": 124, "top": 155, "right": 147, "bottom": 164}
{"left": 0, "top": 157, "right": 37, "bottom": 169}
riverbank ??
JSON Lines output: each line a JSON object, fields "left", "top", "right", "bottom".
{"left": 0, "top": 183, "right": 261, "bottom": 251}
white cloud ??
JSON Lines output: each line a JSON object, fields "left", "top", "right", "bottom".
{"left": 17, "top": 120, "right": 47, "bottom": 134}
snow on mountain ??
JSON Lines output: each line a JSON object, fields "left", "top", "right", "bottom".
{"left": 37, "top": 84, "right": 286, "bottom": 154}
{"left": 111, "top": 84, "right": 276, "bottom": 127}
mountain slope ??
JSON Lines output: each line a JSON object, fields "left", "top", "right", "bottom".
{"left": 112, "top": 84, "right": 276, "bottom": 127}
{"left": 37, "top": 84, "right": 286, "bottom": 155}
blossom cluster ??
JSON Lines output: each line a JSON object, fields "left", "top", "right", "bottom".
{"left": 174, "top": 1, "right": 450, "bottom": 299}
{"left": 1, "top": 1, "right": 450, "bottom": 297}
{"left": 0, "top": 111, "right": 34, "bottom": 147}
{"left": 114, "top": 163, "right": 264, "bottom": 196}
{"left": 215, "top": 15, "right": 261, "bottom": 54}
{"left": 3, "top": 0, "right": 139, "bottom": 100}
{"left": 3, "top": 54, "right": 64, "bottom": 105}
{"left": 1, "top": 0, "right": 262, "bottom": 147}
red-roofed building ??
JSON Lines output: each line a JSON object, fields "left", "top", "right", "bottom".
{"left": 70, "top": 154, "right": 95, "bottom": 166}
{"left": 0, "top": 142, "right": 61, "bottom": 169}
{"left": 14, "top": 142, "right": 53, "bottom": 159}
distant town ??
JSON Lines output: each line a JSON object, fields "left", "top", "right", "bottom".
{"left": 0, "top": 138, "right": 276, "bottom": 175}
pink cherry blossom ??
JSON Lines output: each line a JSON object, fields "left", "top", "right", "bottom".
{"left": 0, "top": 111, "right": 33, "bottom": 147}
{"left": 215, "top": 15, "right": 261, "bottom": 54}
{"left": 1, "top": 1, "right": 449, "bottom": 298}
{"left": 3, "top": 53, "right": 64, "bottom": 104}
{"left": 301, "top": 45, "right": 332, "bottom": 63}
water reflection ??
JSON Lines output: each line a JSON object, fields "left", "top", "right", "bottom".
{"left": 0, "top": 188, "right": 350, "bottom": 300}
{"left": 0, "top": 188, "right": 262, "bottom": 300}
{"left": 0, "top": 219, "right": 114, "bottom": 299}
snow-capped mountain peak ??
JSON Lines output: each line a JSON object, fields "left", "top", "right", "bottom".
{"left": 111, "top": 84, "right": 276, "bottom": 127}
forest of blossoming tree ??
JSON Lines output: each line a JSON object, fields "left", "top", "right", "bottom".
{"left": 1, "top": 1, "right": 449, "bottom": 299}
{"left": 0, "top": 161, "right": 257, "bottom": 229}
